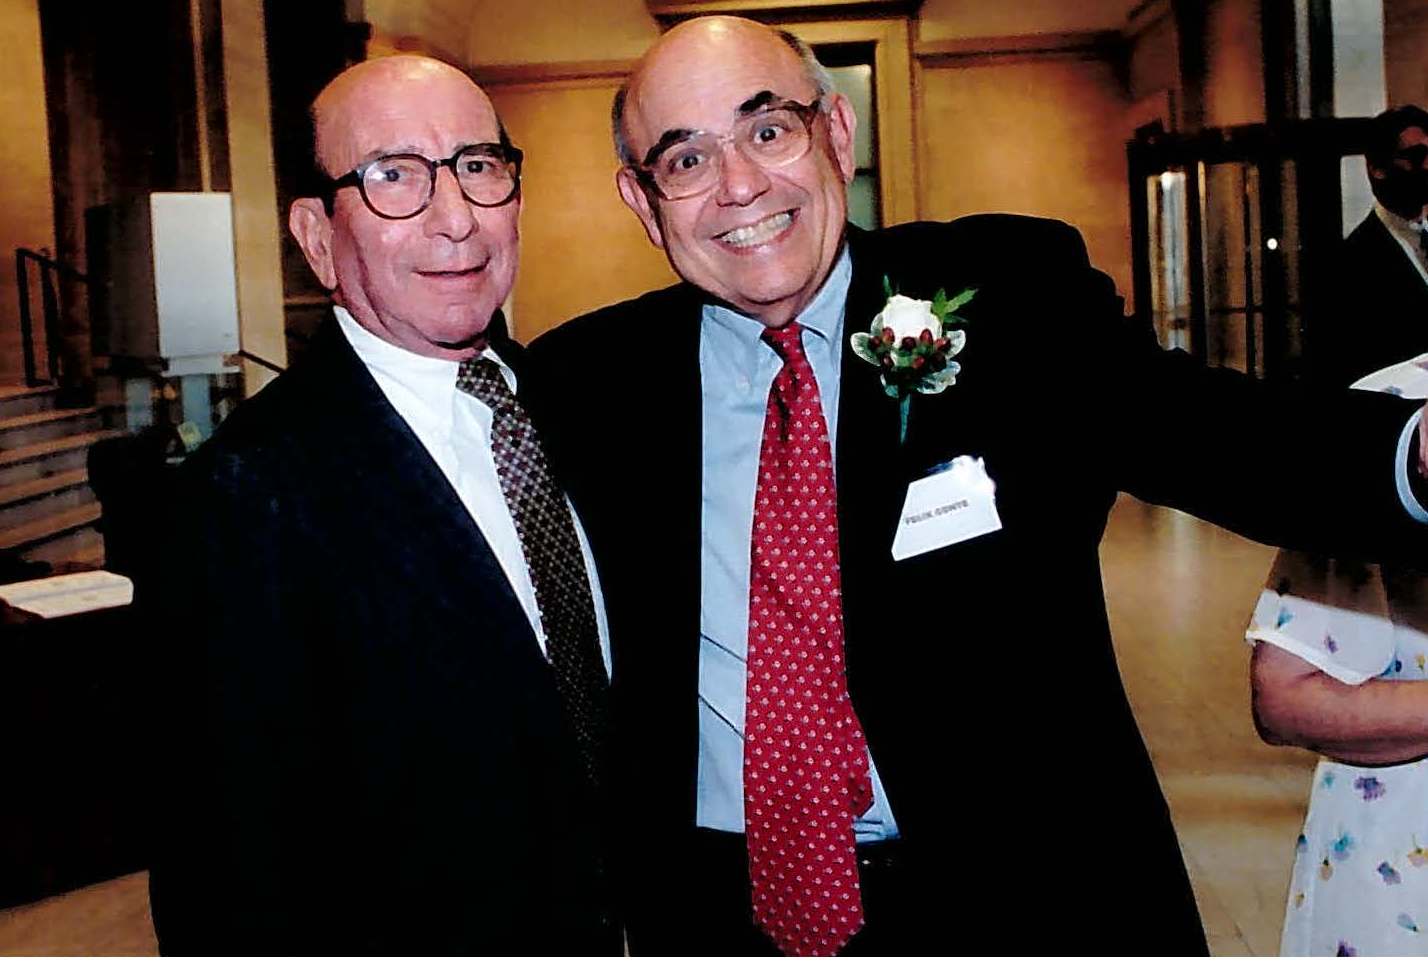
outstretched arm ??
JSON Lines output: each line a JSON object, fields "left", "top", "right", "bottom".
{"left": 1252, "top": 638, "right": 1428, "bottom": 765}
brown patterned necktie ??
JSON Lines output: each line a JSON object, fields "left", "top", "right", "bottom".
{"left": 744, "top": 324, "right": 872, "bottom": 957}
{"left": 456, "top": 355, "right": 609, "bottom": 788}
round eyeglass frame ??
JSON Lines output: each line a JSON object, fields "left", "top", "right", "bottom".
{"left": 326, "top": 143, "right": 524, "bottom": 220}
{"left": 630, "top": 96, "right": 824, "bottom": 202}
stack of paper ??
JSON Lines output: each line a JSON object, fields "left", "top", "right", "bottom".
{"left": 0, "top": 570, "right": 134, "bottom": 619}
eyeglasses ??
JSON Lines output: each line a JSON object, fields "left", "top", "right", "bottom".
{"left": 631, "top": 97, "right": 823, "bottom": 201}
{"left": 327, "top": 143, "right": 524, "bottom": 220}
{"left": 1394, "top": 144, "right": 1428, "bottom": 168}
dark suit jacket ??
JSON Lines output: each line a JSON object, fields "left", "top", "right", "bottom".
{"left": 144, "top": 319, "right": 617, "bottom": 957}
{"left": 526, "top": 216, "right": 1424, "bottom": 956}
{"left": 1309, "top": 211, "right": 1428, "bottom": 387}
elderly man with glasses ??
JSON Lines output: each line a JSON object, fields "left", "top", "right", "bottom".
{"left": 523, "top": 16, "right": 1428, "bottom": 957}
{"left": 146, "top": 55, "right": 617, "bottom": 957}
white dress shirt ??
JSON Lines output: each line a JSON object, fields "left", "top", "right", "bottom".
{"left": 1373, "top": 201, "right": 1428, "bottom": 287}
{"left": 335, "top": 306, "right": 611, "bottom": 673}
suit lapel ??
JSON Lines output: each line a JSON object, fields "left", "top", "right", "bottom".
{"left": 834, "top": 229, "right": 923, "bottom": 565}
{"left": 834, "top": 231, "right": 909, "bottom": 691}
{"left": 303, "top": 320, "right": 550, "bottom": 672}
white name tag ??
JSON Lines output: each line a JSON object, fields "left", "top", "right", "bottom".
{"left": 891, "top": 456, "right": 1002, "bottom": 561}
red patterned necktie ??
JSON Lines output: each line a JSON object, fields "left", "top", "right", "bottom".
{"left": 744, "top": 323, "right": 872, "bottom": 957}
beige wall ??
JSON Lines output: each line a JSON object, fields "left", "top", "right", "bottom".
{"left": 1385, "top": 0, "right": 1428, "bottom": 108}
{"left": 919, "top": 0, "right": 1135, "bottom": 41}
{"left": 464, "top": 1, "right": 1145, "bottom": 327}
{"left": 364, "top": 0, "right": 473, "bottom": 63}
{"left": 0, "top": 0, "right": 56, "bottom": 384}
{"left": 1127, "top": 8, "right": 1179, "bottom": 116}
{"left": 467, "top": 0, "right": 658, "bottom": 66}
{"left": 486, "top": 75, "right": 676, "bottom": 341}
{"left": 1201, "top": 0, "right": 1266, "bottom": 127}
{"left": 917, "top": 53, "right": 1133, "bottom": 300}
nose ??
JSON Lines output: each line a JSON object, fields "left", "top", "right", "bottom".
{"left": 422, "top": 166, "right": 478, "bottom": 241}
{"left": 714, "top": 140, "right": 771, "bottom": 207}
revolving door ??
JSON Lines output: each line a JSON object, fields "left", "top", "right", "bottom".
{"left": 1128, "top": 119, "right": 1374, "bottom": 379}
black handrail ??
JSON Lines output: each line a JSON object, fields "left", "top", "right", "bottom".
{"left": 235, "top": 350, "right": 286, "bottom": 375}
{"left": 15, "top": 248, "right": 88, "bottom": 388}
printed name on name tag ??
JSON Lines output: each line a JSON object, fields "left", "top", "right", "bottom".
{"left": 891, "top": 456, "right": 1002, "bottom": 561}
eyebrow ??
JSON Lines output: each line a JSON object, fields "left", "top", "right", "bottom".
{"left": 737, "top": 90, "right": 778, "bottom": 115}
{"left": 640, "top": 91, "right": 781, "bottom": 167}
{"left": 350, "top": 142, "right": 497, "bottom": 167}
{"left": 642, "top": 129, "right": 697, "bottom": 168}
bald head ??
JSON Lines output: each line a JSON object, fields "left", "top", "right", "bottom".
{"left": 612, "top": 17, "right": 833, "bottom": 167}
{"left": 311, "top": 56, "right": 500, "bottom": 178}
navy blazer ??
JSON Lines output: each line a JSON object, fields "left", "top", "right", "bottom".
{"left": 527, "top": 216, "right": 1425, "bottom": 955}
{"left": 1309, "top": 211, "right": 1428, "bottom": 387}
{"left": 145, "top": 319, "right": 618, "bottom": 957}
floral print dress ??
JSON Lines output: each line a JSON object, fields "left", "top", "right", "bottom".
{"left": 1247, "top": 551, "right": 1428, "bottom": 957}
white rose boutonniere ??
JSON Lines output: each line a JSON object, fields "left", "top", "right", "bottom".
{"left": 850, "top": 279, "right": 976, "bottom": 441}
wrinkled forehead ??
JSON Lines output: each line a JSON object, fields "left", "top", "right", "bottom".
{"left": 317, "top": 72, "right": 499, "bottom": 174}
{"left": 624, "top": 35, "right": 814, "bottom": 155}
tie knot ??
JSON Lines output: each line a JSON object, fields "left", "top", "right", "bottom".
{"left": 456, "top": 355, "right": 514, "bottom": 407}
{"left": 761, "top": 323, "right": 807, "bottom": 365}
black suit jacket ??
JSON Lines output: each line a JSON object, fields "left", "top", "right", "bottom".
{"left": 1309, "top": 211, "right": 1428, "bottom": 386}
{"left": 145, "top": 319, "right": 617, "bottom": 957}
{"left": 526, "top": 216, "right": 1424, "bottom": 955}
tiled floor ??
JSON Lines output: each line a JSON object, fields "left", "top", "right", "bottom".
{"left": 0, "top": 496, "right": 1311, "bottom": 956}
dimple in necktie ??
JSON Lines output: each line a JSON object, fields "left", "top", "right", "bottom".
{"left": 456, "top": 355, "right": 610, "bottom": 789}
{"left": 744, "top": 324, "right": 873, "bottom": 957}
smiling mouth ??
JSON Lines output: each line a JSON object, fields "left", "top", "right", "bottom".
{"left": 715, "top": 211, "right": 795, "bottom": 249}
{"left": 417, "top": 265, "right": 486, "bottom": 279}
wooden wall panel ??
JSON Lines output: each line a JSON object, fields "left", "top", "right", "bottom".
{"left": 1386, "top": 0, "right": 1428, "bottom": 109}
{"left": 1127, "top": 7, "right": 1178, "bottom": 117}
{"left": 919, "top": 0, "right": 1137, "bottom": 41}
{"left": 465, "top": 0, "right": 659, "bottom": 66}
{"left": 220, "top": 0, "right": 286, "bottom": 392}
{"left": 485, "top": 77, "right": 677, "bottom": 341}
{"left": 917, "top": 56, "right": 1133, "bottom": 302}
{"left": 1, "top": 1, "right": 57, "bottom": 383}
{"left": 1202, "top": 0, "right": 1266, "bottom": 127}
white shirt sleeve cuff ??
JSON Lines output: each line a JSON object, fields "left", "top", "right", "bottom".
{"left": 1395, "top": 408, "right": 1428, "bottom": 523}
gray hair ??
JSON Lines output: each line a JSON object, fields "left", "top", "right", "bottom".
{"left": 611, "top": 27, "right": 837, "bottom": 169}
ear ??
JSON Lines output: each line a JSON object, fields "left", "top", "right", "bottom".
{"left": 825, "top": 93, "right": 858, "bottom": 186}
{"left": 288, "top": 198, "right": 338, "bottom": 290}
{"left": 1368, "top": 160, "right": 1388, "bottom": 182}
{"left": 617, "top": 167, "right": 665, "bottom": 250}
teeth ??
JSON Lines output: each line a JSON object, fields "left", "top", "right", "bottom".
{"left": 718, "top": 212, "right": 792, "bottom": 248}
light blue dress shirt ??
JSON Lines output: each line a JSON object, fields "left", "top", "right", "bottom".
{"left": 697, "top": 247, "right": 899, "bottom": 842}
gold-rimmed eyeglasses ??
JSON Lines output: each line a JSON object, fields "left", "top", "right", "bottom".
{"left": 630, "top": 97, "right": 823, "bottom": 201}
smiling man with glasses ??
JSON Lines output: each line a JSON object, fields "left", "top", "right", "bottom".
{"left": 147, "top": 55, "right": 617, "bottom": 957}
{"left": 523, "top": 16, "right": 1428, "bottom": 957}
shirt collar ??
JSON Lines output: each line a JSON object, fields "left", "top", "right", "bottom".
{"left": 701, "top": 245, "right": 853, "bottom": 350}
{"left": 333, "top": 305, "right": 517, "bottom": 418}
{"left": 1375, "top": 200, "right": 1428, "bottom": 243}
